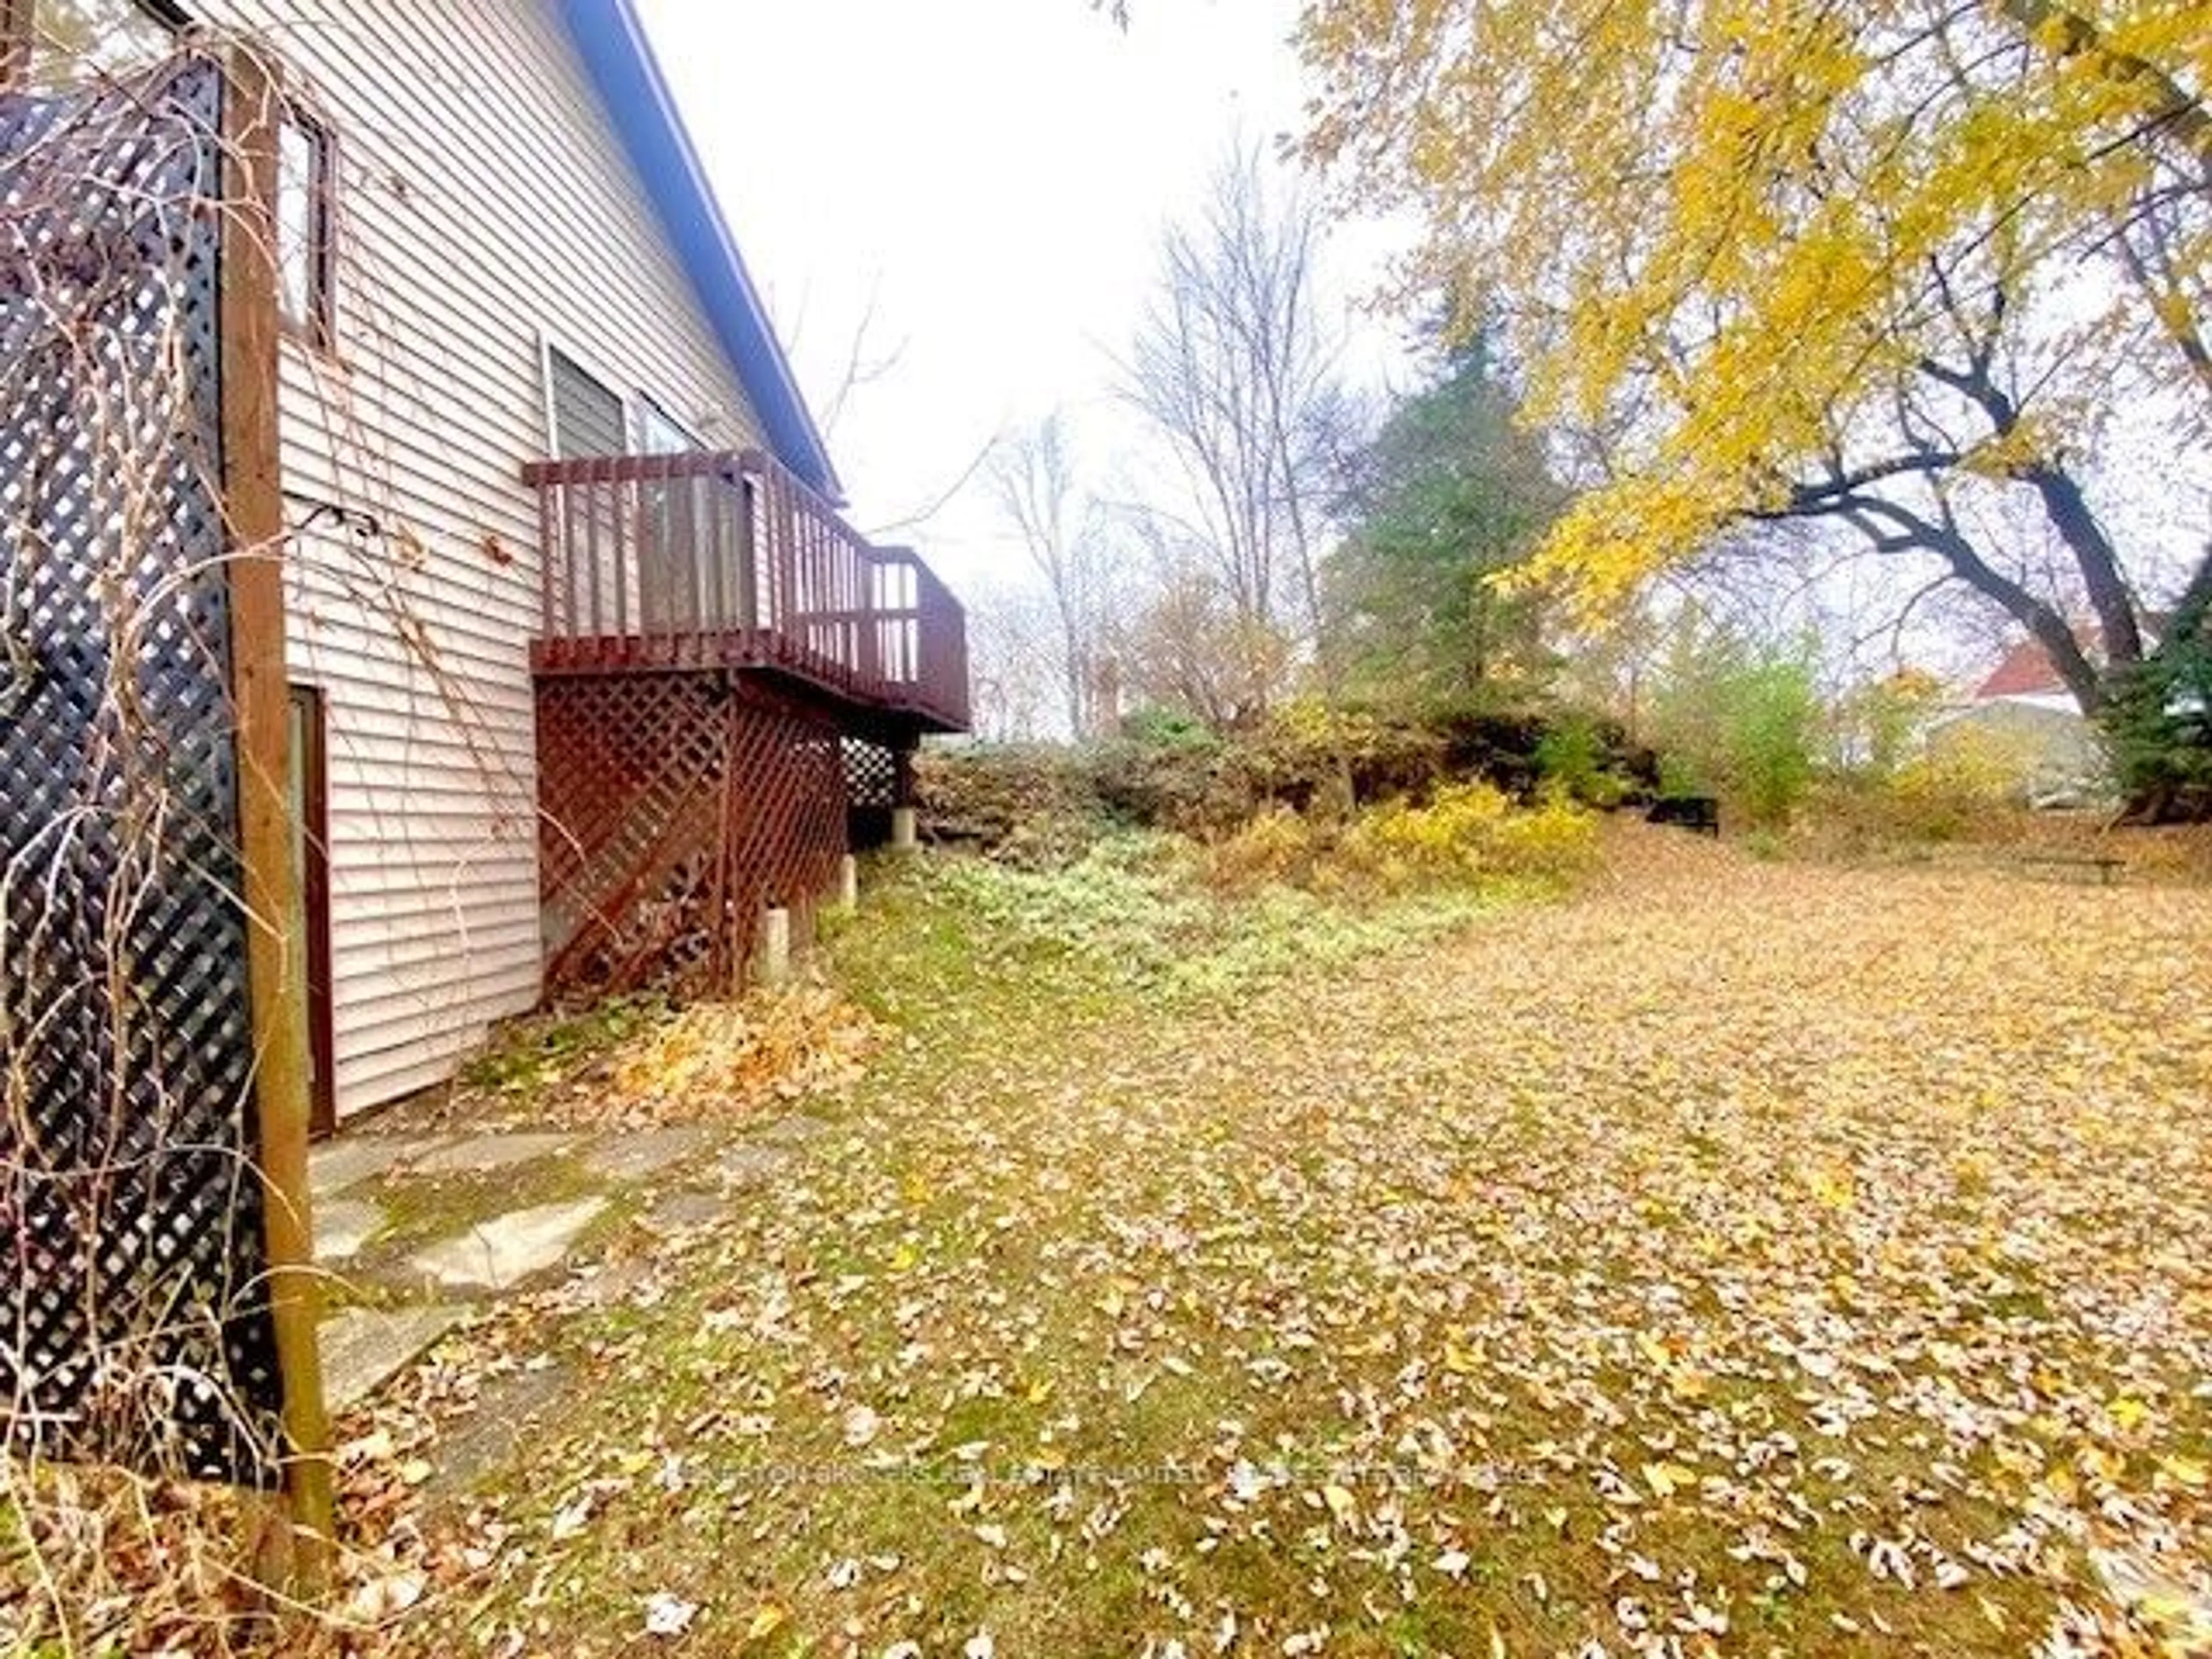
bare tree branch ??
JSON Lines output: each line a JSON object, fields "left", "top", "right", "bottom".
{"left": 1117, "top": 146, "right": 1349, "bottom": 714}
{"left": 860, "top": 434, "right": 995, "bottom": 540}
{"left": 984, "top": 412, "right": 1121, "bottom": 737}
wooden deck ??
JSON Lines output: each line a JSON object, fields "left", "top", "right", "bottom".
{"left": 524, "top": 448, "right": 968, "bottom": 735}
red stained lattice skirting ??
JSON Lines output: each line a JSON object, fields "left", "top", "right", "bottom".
{"left": 535, "top": 672, "right": 849, "bottom": 997}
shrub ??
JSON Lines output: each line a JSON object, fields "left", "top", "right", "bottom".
{"left": 922, "top": 701, "right": 1638, "bottom": 869}
{"left": 1119, "top": 703, "right": 1218, "bottom": 749}
{"left": 1244, "top": 699, "right": 1449, "bottom": 814}
{"left": 1339, "top": 781, "right": 1597, "bottom": 888}
{"left": 1534, "top": 714, "right": 1631, "bottom": 806}
{"left": 1426, "top": 702, "right": 1554, "bottom": 799}
{"left": 1656, "top": 752, "right": 1709, "bottom": 800}
{"left": 1790, "top": 724, "right": 2039, "bottom": 846}
{"left": 1345, "top": 780, "right": 1512, "bottom": 883}
{"left": 1796, "top": 726, "right": 2040, "bottom": 851}
{"left": 1487, "top": 789, "right": 1605, "bottom": 876}
{"left": 1721, "top": 657, "right": 1821, "bottom": 825}
{"left": 1206, "top": 804, "right": 1318, "bottom": 892}
{"left": 1835, "top": 667, "right": 1945, "bottom": 782}
{"left": 1086, "top": 734, "right": 1258, "bottom": 835}
{"left": 1891, "top": 725, "right": 2037, "bottom": 837}
{"left": 915, "top": 744, "right": 1106, "bottom": 862}
{"left": 1646, "top": 624, "right": 1821, "bottom": 826}
{"left": 2103, "top": 632, "right": 2212, "bottom": 823}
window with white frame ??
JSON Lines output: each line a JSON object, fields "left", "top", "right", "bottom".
{"left": 547, "top": 345, "right": 626, "bottom": 460}
{"left": 276, "top": 105, "right": 336, "bottom": 347}
{"left": 632, "top": 395, "right": 700, "bottom": 456}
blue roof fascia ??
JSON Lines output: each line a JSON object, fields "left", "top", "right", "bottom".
{"left": 558, "top": 0, "right": 844, "bottom": 502}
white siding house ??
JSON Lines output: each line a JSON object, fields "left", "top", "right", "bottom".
{"left": 28, "top": 0, "right": 849, "bottom": 1119}
{"left": 13, "top": 0, "right": 968, "bottom": 1130}
{"left": 276, "top": 3, "right": 762, "bottom": 1116}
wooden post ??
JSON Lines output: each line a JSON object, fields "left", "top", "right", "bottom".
{"left": 734, "top": 463, "right": 758, "bottom": 631}
{"left": 715, "top": 685, "right": 742, "bottom": 993}
{"left": 222, "top": 48, "right": 334, "bottom": 1594}
{"left": 759, "top": 906, "right": 793, "bottom": 987}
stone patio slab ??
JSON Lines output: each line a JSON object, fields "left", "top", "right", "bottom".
{"left": 407, "top": 1132, "right": 575, "bottom": 1176}
{"left": 582, "top": 1125, "right": 714, "bottom": 1183}
{"left": 715, "top": 1143, "right": 794, "bottom": 1187}
{"left": 572, "top": 1257, "right": 653, "bottom": 1310}
{"left": 309, "top": 1137, "right": 448, "bottom": 1196}
{"left": 639, "top": 1190, "right": 730, "bottom": 1235}
{"left": 429, "top": 1361, "right": 572, "bottom": 1491}
{"left": 408, "top": 1196, "right": 609, "bottom": 1291}
{"left": 321, "top": 1304, "right": 469, "bottom": 1411}
{"left": 315, "top": 1196, "right": 384, "bottom": 1262}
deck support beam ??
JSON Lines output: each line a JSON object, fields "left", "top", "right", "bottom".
{"left": 759, "top": 906, "right": 793, "bottom": 986}
{"left": 889, "top": 740, "right": 921, "bottom": 851}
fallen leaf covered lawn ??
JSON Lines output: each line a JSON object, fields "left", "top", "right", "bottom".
{"left": 364, "top": 831, "right": 2211, "bottom": 1656}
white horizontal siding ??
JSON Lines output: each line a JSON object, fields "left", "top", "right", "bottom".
{"left": 196, "top": 0, "right": 770, "bottom": 1115}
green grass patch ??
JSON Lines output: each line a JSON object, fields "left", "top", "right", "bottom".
{"left": 851, "top": 833, "right": 1536, "bottom": 1010}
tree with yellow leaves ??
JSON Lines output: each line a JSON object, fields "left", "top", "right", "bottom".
{"left": 1298, "top": 0, "right": 2210, "bottom": 810}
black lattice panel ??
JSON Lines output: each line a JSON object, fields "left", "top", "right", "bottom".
{"left": 844, "top": 737, "right": 897, "bottom": 810}
{"left": 0, "top": 63, "right": 287, "bottom": 1485}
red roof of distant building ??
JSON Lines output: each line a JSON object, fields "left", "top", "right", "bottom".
{"left": 1975, "top": 639, "right": 2069, "bottom": 698}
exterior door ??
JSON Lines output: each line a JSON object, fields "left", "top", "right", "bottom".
{"left": 289, "top": 685, "right": 337, "bottom": 1135}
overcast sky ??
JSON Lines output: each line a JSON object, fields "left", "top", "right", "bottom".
{"left": 637, "top": 0, "right": 1411, "bottom": 593}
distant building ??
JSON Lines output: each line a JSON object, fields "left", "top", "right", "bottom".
{"left": 1928, "top": 638, "right": 2111, "bottom": 806}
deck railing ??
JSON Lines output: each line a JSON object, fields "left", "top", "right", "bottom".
{"left": 522, "top": 448, "right": 968, "bottom": 732}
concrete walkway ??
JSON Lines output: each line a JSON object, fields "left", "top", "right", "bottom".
{"left": 309, "top": 1116, "right": 808, "bottom": 1410}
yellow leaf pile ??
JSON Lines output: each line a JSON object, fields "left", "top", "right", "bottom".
{"left": 607, "top": 986, "right": 887, "bottom": 1123}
